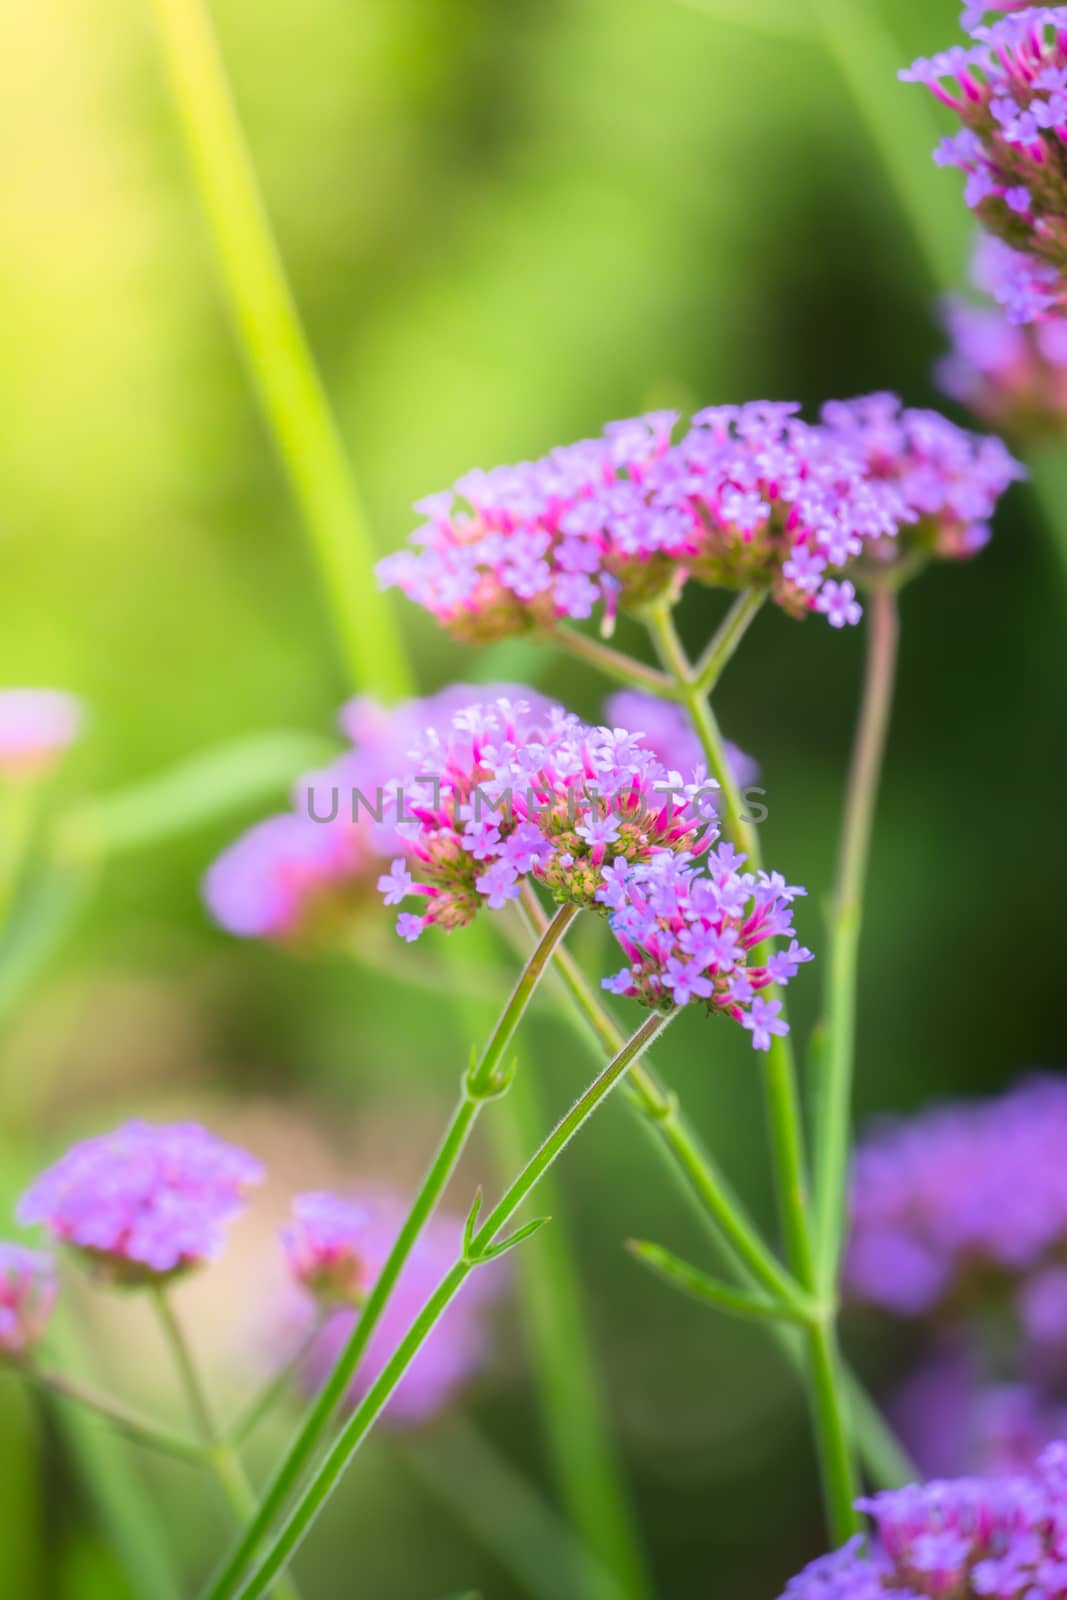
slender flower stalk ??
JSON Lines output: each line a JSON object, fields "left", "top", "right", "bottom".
{"left": 231, "top": 1010, "right": 678, "bottom": 1600}
{"left": 146, "top": 0, "right": 412, "bottom": 698}
{"left": 547, "top": 625, "right": 681, "bottom": 700}
{"left": 152, "top": 1292, "right": 302, "bottom": 1600}
{"left": 25, "top": 1364, "right": 206, "bottom": 1464}
{"left": 518, "top": 888, "right": 916, "bottom": 1492}
{"left": 643, "top": 600, "right": 860, "bottom": 1544}
{"left": 205, "top": 905, "right": 577, "bottom": 1600}
{"left": 694, "top": 589, "right": 768, "bottom": 695}
{"left": 813, "top": 585, "right": 899, "bottom": 1291}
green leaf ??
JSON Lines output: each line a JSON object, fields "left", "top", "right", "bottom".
{"left": 626, "top": 1240, "right": 812, "bottom": 1324}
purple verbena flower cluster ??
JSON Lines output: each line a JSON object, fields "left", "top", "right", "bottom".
{"left": 937, "top": 235, "right": 1067, "bottom": 436}
{"left": 287, "top": 1197, "right": 500, "bottom": 1426}
{"left": 902, "top": 10, "right": 1067, "bottom": 324}
{"left": 0, "top": 1244, "right": 56, "bottom": 1358}
{"left": 845, "top": 1077, "right": 1067, "bottom": 1317}
{"left": 779, "top": 1442, "right": 1067, "bottom": 1598}
{"left": 596, "top": 850, "right": 812, "bottom": 1047}
{"left": 603, "top": 690, "right": 759, "bottom": 800}
{"left": 821, "top": 393, "right": 1025, "bottom": 561}
{"left": 281, "top": 1192, "right": 371, "bottom": 1306}
{"left": 377, "top": 401, "right": 939, "bottom": 638}
{"left": 17, "top": 1121, "right": 264, "bottom": 1284}
{"left": 379, "top": 697, "right": 717, "bottom": 939}
{"left": 203, "top": 684, "right": 551, "bottom": 941}
{"left": 0, "top": 689, "right": 82, "bottom": 778}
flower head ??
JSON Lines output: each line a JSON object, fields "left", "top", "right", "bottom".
{"left": 0, "top": 1244, "right": 56, "bottom": 1358}
{"left": 380, "top": 698, "right": 717, "bottom": 940}
{"left": 281, "top": 1193, "right": 371, "bottom": 1306}
{"left": 779, "top": 1442, "right": 1067, "bottom": 1598}
{"left": 845, "top": 1076, "right": 1067, "bottom": 1317}
{"left": 0, "top": 689, "right": 82, "bottom": 778}
{"left": 595, "top": 849, "right": 812, "bottom": 1050}
{"left": 821, "top": 392, "right": 1024, "bottom": 564}
{"left": 18, "top": 1121, "right": 264, "bottom": 1285}
{"left": 902, "top": 10, "right": 1067, "bottom": 324}
{"left": 204, "top": 684, "right": 553, "bottom": 943}
{"left": 937, "top": 234, "right": 1067, "bottom": 438}
{"left": 292, "top": 1200, "right": 501, "bottom": 1425}
{"left": 378, "top": 401, "right": 936, "bottom": 636}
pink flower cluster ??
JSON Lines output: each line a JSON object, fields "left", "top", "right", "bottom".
{"left": 281, "top": 1193, "right": 371, "bottom": 1306}
{"left": 902, "top": 10, "right": 1067, "bottom": 324}
{"left": 596, "top": 850, "right": 812, "bottom": 1049}
{"left": 821, "top": 393, "right": 1025, "bottom": 562}
{"left": 780, "top": 1442, "right": 1067, "bottom": 1598}
{"left": 377, "top": 697, "right": 717, "bottom": 941}
{"left": 203, "top": 684, "right": 551, "bottom": 942}
{"left": 18, "top": 1121, "right": 264, "bottom": 1284}
{"left": 284, "top": 1195, "right": 501, "bottom": 1426}
{"left": 378, "top": 401, "right": 936, "bottom": 639}
{"left": 0, "top": 689, "right": 82, "bottom": 778}
{"left": 0, "top": 1244, "right": 56, "bottom": 1359}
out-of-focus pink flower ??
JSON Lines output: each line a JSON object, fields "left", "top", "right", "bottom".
{"left": 281, "top": 1193, "right": 371, "bottom": 1306}
{"left": 0, "top": 689, "right": 82, "bottom": 778}
{"left": 18, "top": 1122, "right": 264, "bottom": 1285}
{"left": 0, "top": 1244, "right": 56, "bottom": 1358}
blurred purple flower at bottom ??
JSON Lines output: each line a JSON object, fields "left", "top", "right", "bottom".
{"left": 17, "top": 1122, "right": 264, "bottom": 1284}
{"left": 292, "top": 1202, "right": 502, "bottom": 1426}
{"left": 779, "top": 1442, "right": 1067, "bottom": 1597}
{"left": 0, "top": 1244, "right": 56, "bottom": 1358}
{"left": 0, "top": 689, "right": 83, "bottom": 778}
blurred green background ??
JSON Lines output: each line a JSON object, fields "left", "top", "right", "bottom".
{"left": 2, "top": 0, "right": 1066, "bottom": 1595}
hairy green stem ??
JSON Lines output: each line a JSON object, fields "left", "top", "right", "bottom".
{"left": 205, "top": 906, "right": 577, "bottom": 1600}
{"left": 153, "top": 1292, "right": 301, "bottom": 1600}
{"left": 645, "top": 601, "right": 860, "bottom": 1544}
{"left": 814, "top": 585, "right": 899, "bottom": 1290}
{"left": 517, "top": 889, "right": 912, "bottom": 1492}
{"left": 147, "top": 0, "right": 412, "bottom": 696}
{"left": 548, "top": 625, "right": 681, "bottom": 700}
{"left": 25, "top": 1364, "right": 206, "bottom": 1464}
{"left": 233, "top": 1011, "right": 676, "bottom": 1599}
{"left": 694, "top": 590, "right": 768, "bottom": 695}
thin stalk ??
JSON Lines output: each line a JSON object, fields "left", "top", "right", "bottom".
{"left": 205, "top": 906, "right": 577, "bottom": 1600}
{"left": 0, "top": 780, "right": 39, "bottom": 937}
{"left": 488, "top": 1061, "right": 649, "bottom": 1600}
{"left": 147, "top": 0, "right": 412, "bottom": 697}
{"left": 25, "top": 1365, "right": 206, "bottom": 1464}
{"left": 516, "top": 886, "right": 809, "bottom": 1315}
{"left": 547, "top": 625, "right": 681, "bottom": 700}
{"left": 694, "top": 590, "right": 767, "bottom": 696}
{"left": 645, "top": 603, "right": 860, "bottom": 1543}
{"left": 153, "top": 1292, "right": 302, "bottom": 1600}
{"left": 814, "top": 586, "right": 898, "bottom": 1291}
{"left": 232, "top": 1011, "right": 677, "bottom": 1599}
{"left": 626, "top": 1242, "right": 816, "bottom": 1325}
{"left": 517, "top": 889, "right": 911, "bottom": 1493}
{"left": 228, "top": 1318, "right": 326, "bottom": 1449}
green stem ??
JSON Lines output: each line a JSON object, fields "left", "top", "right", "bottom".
{"left": 488, "top": 1061, "right": 650, "bottom": 1600}
{"left": 516, "top": 886, "right": 809, "bottom": 1314}
{"left": 813, "top": 585, "right": 899, "bottom": 1291}
{"left": 146, "top": 0, "right": 413, "bottom": 697}
{"left": 153, "top": 1292, "right": 302, "bottom": 1600}
{"left": 626, "top": 1241, "right": 816, "bottom": 1324}
{"left": 694, "top": 590, "right": 767, "bottom": 695}
{"left": 25, "top": 1364, "right": 206, "bottom": 1464}
{"left": 0, "top": 780, "right": 40, "bottom": 939}
{"left": 227, "top": 1318, "right": 326, "bottom": 1449}
{"left": 547, "top": 625, "right": 681, "bottom": 700}
{"left": 233, "top": 1011, "right": 677, "bottom": 1599}
{"left": 205, "top": 906, "right": 577, "bottom": 1600}
{"left": 517, "top": 891, "right": 911, "bottom": 1494}
{"left": 645, "top": 602, "right": 860, "bottom": 1544}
